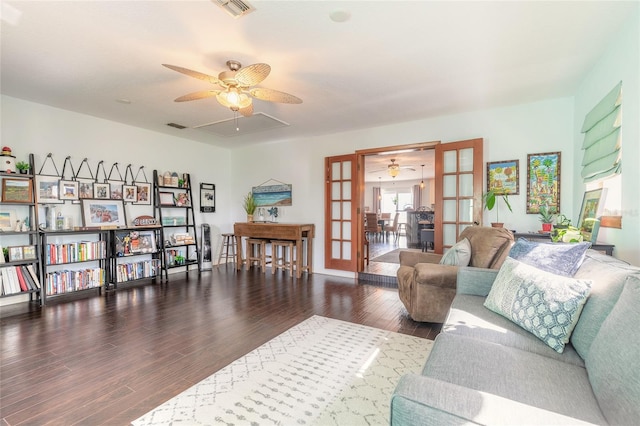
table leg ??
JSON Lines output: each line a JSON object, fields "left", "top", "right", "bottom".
{"left": 295, "top": 239, "right": 302, "bottom": 278}
{"left": 306, "top": 237, "right": 313, "bottom": 274}
{"left": 235, "top": 235, "right": 243, "bottom": 270}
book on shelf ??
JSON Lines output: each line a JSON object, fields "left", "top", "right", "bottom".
{"left": 1, "top": 266, "right": 22, "bottom": 295}
{"left": 25, "top": 264, "right": 41, "bottom": 289}
{"left": 15, "top": 266, "right": 29, "bottom": 291}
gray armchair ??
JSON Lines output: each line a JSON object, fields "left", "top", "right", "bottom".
{"left": 397, "top": 226, "right": 515, "bottom": 322}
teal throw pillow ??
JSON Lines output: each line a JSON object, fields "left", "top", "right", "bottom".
{"left": 508, "top": 238, "right": 591, "bottom": 276}
{"left": 439, "top": 238, "right": 471, "bottom": 266}
{"left": 485, "top": 257, "right": 592, "bottom": 353}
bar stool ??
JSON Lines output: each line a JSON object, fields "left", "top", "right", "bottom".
{"left": 271, "top": 240, "right": 294, "bottom": 276}
{"left": 397, "top": 222, "right": 407, "bottom": 236}
{"left": 216, "top": 233, "right": 236, "bottom": 266}
{"left": 245, "top": 238, "right": 271, "bottom": 271}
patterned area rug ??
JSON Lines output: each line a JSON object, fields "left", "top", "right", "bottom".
{"left": 132, "top": 315, "right": 433, "bottom": 426}
{"left": 370, "top": 248, "right": 423, "bottom": 264}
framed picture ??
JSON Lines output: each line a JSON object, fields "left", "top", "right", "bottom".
{"left": 200, "top": 183, "right": 216, "bottom": 213}
{"left": 252, "top": 184, "right": 292, "bottom": 207}
{"left": 81, "top": 199, "right": 127, "bottom": 227}
{"left": 78, "top": 181, "right": 94, "bottom": 199}
{"left": 35, "top": 176, "right": 63, "bottom": 203}
{"left": 2, "top": 178, "right": 33, "bottom": 203}
{"left": 123, "top": 185, "right": 137, "bottom": 202}
{"left": 526, "top": 152, "right": 561, "bottom": 214}
{"left": 8, "top": 246, "right": 23, "bottom": 262}
{"left": 486, "top": 160, "right": 519, "bottom": 195}
{"left": 134, "top": 183, "right": 151, "bottom": 205}
{"left": 59, "top": 180, "right": 79, "bottom": 201}
{"left": 0, "top": 210, "right": 16, "bottom": 231}
{"left": 93, "top": 182, "right": 110, "bottom": 199}
{"left": 110, "top": 183, "right": 123, "bottom": 200}
{"left": 133, "top": 231, "right": 156, "bottom": 254}
{"left": 21, "top": 245, "right": 36, "bottom": 260}
{"left": 578, "top": 189, "right": 606, "bottom": 242}
{"left": 175, "top": 192, "right": 190, "bottom": 207}
{"left": 159, "top": 191, "right": 175, "bottom": 206}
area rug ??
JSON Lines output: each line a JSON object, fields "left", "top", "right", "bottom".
{"left": 132, "top": 315, "right": 433, "bottom": 426}
{"left": 370, "top": 248, "right": 423, "bottom": 264}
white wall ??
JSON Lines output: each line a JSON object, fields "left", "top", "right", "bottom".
{"left": 572, "top": 9, "right": 640, "bottom": 265}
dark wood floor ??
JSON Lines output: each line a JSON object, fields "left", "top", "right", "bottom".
{"left": 0, "top": 266, "right": 440, "bottom": 426}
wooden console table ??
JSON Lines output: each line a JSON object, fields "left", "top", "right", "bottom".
{"left": 234, "top": 222, "right": 315, "bottom": 278}
{"left": 514, "top": 232, "right": 614, "bottom": 256}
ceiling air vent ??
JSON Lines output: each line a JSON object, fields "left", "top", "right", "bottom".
{"left": 166, "top": 122, "right": 187, "bottom": 130}
{"left": 212, "top": 0, "right": 255, "bottom": 19}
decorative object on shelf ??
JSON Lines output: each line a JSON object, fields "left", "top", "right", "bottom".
{"left": 132, "top": 215, "right": 159, "bottom": 227}
{"left": 551, "top": 225, "right": 584, "bottom": 243}
{"left": 268, "top": 206, "right": 279, "bottom": 223}
{"left": 526, "top": 152, "right": 561, "bottom": 214}
{"left": 200, "top": 183, "right": 216, "bottom": 213}
{"left": 2, "top": 178, "right": 33, "bottom": 203}
{"left": 15, "top": 161, "right": 30, "bottom": 174}
{"left": 483, "top": 189, "right": 512, "bottom": 228}
{"left": 175, "top": 192, "right": 190, "bottom": 207}
{"left": 577, "top": 188, "right": 606, "bottom": 242}
{"left": 538, "top": 204, "right": 556, "bottom": 232}
{"left": 243, "top": 192, "right": 257, "bottom": 222}
{"left": 80, "top": 199, "right": 127, "bottom": 228}
{"left": 252, "top": 179, "right": 292, "bottom": 207}
{"left": 0, "top": 210, "right": 16, "bottom": 231}
{"left": 1, "top": 146, "right": 16, "bottom": 173}
{"left": 8, "top": 246, "right": 24, "bottom": 262}
{"left": 159, "top": 191, "right": 175, "bottom": 206}
{"left": 487, "top": 159, "right": 519, "bottom": 195}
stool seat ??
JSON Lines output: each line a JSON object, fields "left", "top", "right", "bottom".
{"left": 217, "top": 233, "right": 236, "bottom": 266}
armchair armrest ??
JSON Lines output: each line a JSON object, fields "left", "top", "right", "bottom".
{"left": 399, "top": 250, "right": 443, "bottom": 267}
{"left": 456, "top": 267, "right": 499, "bottom": 297}
{"left": 391, "top": 374, "right": 598, "bottom": 426}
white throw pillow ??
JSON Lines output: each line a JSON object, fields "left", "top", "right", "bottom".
{"left": 439, "top": 238, "right": 471, "bottom": 266}
{"left": 484, "top": 257, "right": 592, "bottom": 353}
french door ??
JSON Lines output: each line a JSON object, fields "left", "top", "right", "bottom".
{"left": 434, "top": 138, "right": 484, "bottom": 252}
{"left": 324, "top": 154, "right": 358, "bottom": 271}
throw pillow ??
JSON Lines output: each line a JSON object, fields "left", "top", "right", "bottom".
{"left": 508, "top": 238, "right": 591, "bottom": 277}
{"left": 439, "top": 238, "right": 471, "bottom": 266}
{"left": 484, "top": 257, "right": 592, "bottom": 353}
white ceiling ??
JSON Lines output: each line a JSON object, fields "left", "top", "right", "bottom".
{"left": 1, "top": 1, "right": 635, "bottom": 152}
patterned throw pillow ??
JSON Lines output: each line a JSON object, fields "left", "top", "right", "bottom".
{"left": 508, "top": 238, "right": 591, "bottom": 277}
{"left": 484, "top": 257, "right": 592, "bottom": 353}
{"left": 439, "top": 238, "right": 471, "bottom": 266}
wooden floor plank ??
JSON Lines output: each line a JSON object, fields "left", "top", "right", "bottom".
{"left": 1, "top": 266, "right": 440, "bottom": 425}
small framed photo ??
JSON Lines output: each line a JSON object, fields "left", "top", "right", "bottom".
{"left": 578, "top": 189, "right": 606, "bottom": 242}
{"left": 2, "top": 178, "right": 33, "bottom": 203}
{"left": 123, "top": 185, "right": 137, "bottom": 202}
{"left": 110, "top": 183, "right": 123, "bottom": 200}
{"left": 8, "top": 246, "right": 23, "bottom": 262}
{"left": 486, "top": 160, "right": 519, "bottom": 195}
{"left": 22, "top": 245, "right": 37, "bottom": 260}
{"left": 35, "top": 176, "right": 63, "bottom": 203}
{"left": 159, "top": 191, "right": 175, "bottom": 206}
{"left": 175, "top": 193, "right": 190, "bottom": 207}
{"left": 81, "top": 199, "right": 127, "bottom": 227}
{"left": 134, "top": 182, "right": 151, "bottom": 205}
{"left": 78, "top": 181, "right": 94, "bottom": 199}
{"left": 93, "top": 182, "right": 110, "bottom": 199}
{"left": 0, "top": 210, "right": 17, "bottom": 231}
{"left": 59, "top": 180, "right": 79, "bottom": 201}
{"left": 200, "top": 183, "right": 216, "bottom": 213}
{"left": 134, "top": 231, "right": 156, "bottom": 254}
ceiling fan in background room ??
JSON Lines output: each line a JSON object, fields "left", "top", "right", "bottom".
{"left": 162, "top": 60, "right": 303, "bottom": 117}
{"left": 368, "top": 158, "right": 416, "bottom": 178}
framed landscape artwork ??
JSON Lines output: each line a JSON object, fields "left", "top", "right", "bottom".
{"left": 526, "top": 152, "right": 561, "bottom": 214}
{"left": 578, "top": 188, "right": 606, "bottom": 242}
{"left": 1, "top": 179, "right": 33, "bottom": 203}
{"left": 486, "top": 160, "right": 519, "bottom": 195}
{"left": 35, "top": 176, "right": 63, "bottom": 203}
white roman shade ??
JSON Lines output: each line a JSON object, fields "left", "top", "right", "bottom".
{"left": 581, "top": 82, "right": 622, "bottom": 183}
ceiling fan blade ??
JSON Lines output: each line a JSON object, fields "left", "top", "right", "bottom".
{"left": 162, "top": 64, "right": 220, "bottom": 85}
{"left": 250, "top": 87, "right": 303, "bottom": 104}
{"left": 235, "top": 63, "right": 271, "bottom": 86}
{"left": 239, "top": 103, "right": 254, "bottom": 117}
{"left": 174, "top": 90, "right": 220, "bottom": 102}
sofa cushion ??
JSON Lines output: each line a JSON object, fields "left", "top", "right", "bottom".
{"left": 571, "top": 250, "right": 640, "bottom": 359}
{"left": 508, "top": 238, "right": 591, "bottom": 277}
{"left": 586, "top": 274, "right": 640, "bottom": 425}
{"left": 439, "top": 237, "right": 471, "bottom": 266}
{"left": 445, "top": 294, "right": 585, "bottom": 366}
{"left": 422, "top": 333, "right": 607, "bottom": 424}
{"left": 484, "top": 258, "right": 592, "bottom": 353}
{"left": 458, "top": 226, "right": 514, "bottom": 269}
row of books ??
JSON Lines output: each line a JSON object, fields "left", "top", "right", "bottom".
{"left": 44, "top": 268, "right": 105, "bottom": 295}
{"left": 45, "top": 241, "right": 107, "bottom": 265}
{"left": 115, "top": 260, "right": 161, "bottom": 283}
{"left": 0, "top": 265, "right": 41, "bottom": 296}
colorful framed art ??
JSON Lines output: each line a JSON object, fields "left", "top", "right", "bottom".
{"left": 486, "top": 160, "right": 519, "bottom": 195}
{"left": 526, "top": 152, "right": 561, "bottom": 214}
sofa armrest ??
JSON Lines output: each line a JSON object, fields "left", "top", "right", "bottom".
{"left": 413, "top": 263, "right": 458, "bottom": 289}
{"left": 391, "top": 374, "right": 598, "bottom": 426}
{"left": 399, "top": 250, "right": 443, "bottom": 267}
{"left": 456, "top": 267, "right": 499, "bottom": 297}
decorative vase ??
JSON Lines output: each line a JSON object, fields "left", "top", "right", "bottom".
{"left": 542, "top": 223, "right": 552, "bottom": 232}
{"left": 247, "top": 214, "right": 254, "bottom": 222}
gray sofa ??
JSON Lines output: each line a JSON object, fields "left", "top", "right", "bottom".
{"left": 391, "top": 249, "right": 640, "bottom": 425}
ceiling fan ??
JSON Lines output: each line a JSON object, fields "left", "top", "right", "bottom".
{"left": 162, "top": 60, "right": 302, "bottom": 117}
{"left": 368, "top": 159, "right": 416, "bottom": 178}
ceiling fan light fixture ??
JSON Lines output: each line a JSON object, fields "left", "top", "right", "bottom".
{"left": 387, "top": 159, "right": 400, "bottom": 178}
{"left": 420, "top": 164, "right": 425, "bottom": 188}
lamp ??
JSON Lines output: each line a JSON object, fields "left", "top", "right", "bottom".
{"left": 420, "top": 164, "right": 425, "bottom": 189}
{"left": 388, "top": 159, "right": 400, "bottom": 178}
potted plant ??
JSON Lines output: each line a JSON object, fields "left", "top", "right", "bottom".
{"left": 243, "top": 192, "right": 257, "bottom": 222}
{"left": 483, "top": 189, "right": 512, "bottom": 228}
{"left": 538, "top": 204, "right": 556, "bottom": 232}
{"left": 15, "top": 161, "right": 30, "bottom": 174}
